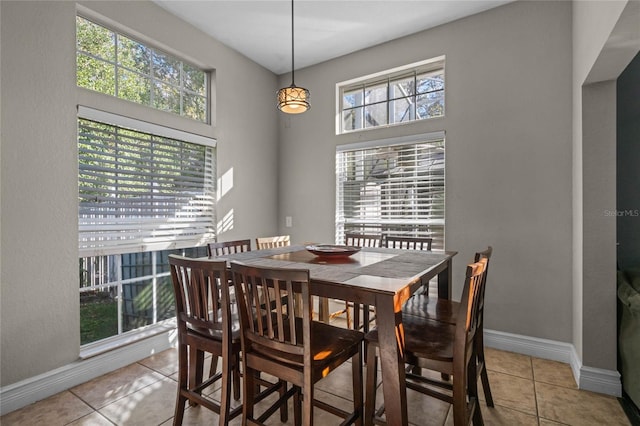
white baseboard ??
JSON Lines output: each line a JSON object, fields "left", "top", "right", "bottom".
{"left": 1, "top": 327, "right": 622, "bottom": 416}
{"left": 0, "top": 329, "right": 177, "bottom": 416}
{"left": 485, "top": 329, "right": 621, "bottom": 397}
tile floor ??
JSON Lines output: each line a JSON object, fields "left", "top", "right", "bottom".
{"left": 1, "top": 322, "right": 633, "bottom": 425}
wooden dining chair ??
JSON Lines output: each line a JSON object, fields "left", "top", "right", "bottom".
{"left": 168, "top": 255, "right": 242, "bottom": 425}
{"left": 365, "top": 257, "right": 489, "bottom": 426}
{"left": 255, "top": 234, "right": 291, "bottom": 250}
{"left": 230, "top": 261, "right": 364, "bottom": 426}
{"left": 207, "top": 239, "right": 252, "bottom": 257}
{"left": 334, "top": 233, "right": 383, "bottom": 332}
{"left": 402, "top": 246, "right": 494, "bottom": 406}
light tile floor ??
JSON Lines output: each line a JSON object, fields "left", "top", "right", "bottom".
{"left": 1, "top": 324, "right": 633, "bottom": 425}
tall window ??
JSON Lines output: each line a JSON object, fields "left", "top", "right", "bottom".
{"left": 336, "top": 133, "right": 445, "bottom": 249}
{"left": 78, "top": 111, "right": 216, "bottom": 345}
{"left": 337, "top": 57, "right": 444, "bottom": 134}
{"left": 76, "top": 16, "right": 208, "bottom": 122}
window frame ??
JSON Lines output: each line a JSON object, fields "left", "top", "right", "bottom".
{"left": 76, "top": 15, "right": 210, "bottom": 124}
{"left": 336, "top": 56, "right": 445, "bottom": 134}
{"left": 76, "top": 106, "right": 217, "bottom": 350}
{"left": 75, "top": 9, "right": 217, "bottom": 353}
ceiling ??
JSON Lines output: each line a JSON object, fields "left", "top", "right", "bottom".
{"left": 153, "top": 0, "right": 514, "bottom": 75}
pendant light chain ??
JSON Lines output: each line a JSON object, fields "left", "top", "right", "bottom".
{"left": 291, "top": 0, "right": 295, "bottom": 86}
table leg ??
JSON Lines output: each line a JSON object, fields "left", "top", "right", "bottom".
{"left": 375, "top": 295, "right": 408, "bottom": 426}
{"left": 437, "top": 258, "right": 452, "bottom": 300}
{"left": 437, "top": 259, "right": 453, "bottom": 381}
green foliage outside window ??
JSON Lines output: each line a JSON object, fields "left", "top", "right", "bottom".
{"left": 76, "top": 16, "right": 208, "bottom": 122}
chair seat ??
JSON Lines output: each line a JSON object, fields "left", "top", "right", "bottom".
{"left": 186, "top": 310, "right": 242, "bottom": 341}
{"left": 252, "top": 318, "right": 364, "bottom": 372}
{"left": 403, "top": 294, "right": 460, "bottom": 325}
{"left": 365, "top": 315, "right": 456, "bottom": 363}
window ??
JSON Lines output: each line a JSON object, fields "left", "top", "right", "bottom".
{"left": 76, "top": 16, "right": 208, "bottom": 122}
{"left": 337, "top": 57, "right": 444, "bottom": 134}
{"left": 336, "top": 133, "right": 445, "bottom": 249}
{"left": 78, "top": 110, "right": 215, "bottom": 345}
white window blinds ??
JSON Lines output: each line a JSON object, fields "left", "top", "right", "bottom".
{"left": 78, "top": 118, "right": 215, "bottom": 257}
{"left": 336, "top": 134, "right": 445, "bottom": 249}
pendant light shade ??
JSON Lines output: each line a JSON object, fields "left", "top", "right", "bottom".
{"left": 277, "top": 85, "right": 310, "bottom": 114}
{"left": 277, "top": 0, "right": 310, "bottom": 114}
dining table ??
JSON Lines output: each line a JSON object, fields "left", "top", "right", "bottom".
{"left": 212, "top": 243, "right": 457, "bottom": 426}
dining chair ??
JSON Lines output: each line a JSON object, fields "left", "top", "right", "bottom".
{"left": 205, "top": 239, "right": 252, "bottom": 379}
{"left": 402, "top": 246, "right": 494, "bottom": 406}
{"left": 255, "top": 234, "right": 291, "bottom": 250}
{"left": 207, "top": 239, "right": 252, "bottom": 257}
{"left": 168, "top": 255, "right": 242, "bottom": 425}
{"left": 230, "top": 261, "right": 364, "bottom": 426}
{"left": 338, "top": 233, "right": 383, "bottom": 332}
{"left": 365, "top": 257, "right": 489, "bottom": 426}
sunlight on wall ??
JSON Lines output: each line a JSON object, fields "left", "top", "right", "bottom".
{"left": 217, "top": 209, "right": 234, "bottom": 234}
{"left": 217, "top": 167, "right": 234, "bottom": 201}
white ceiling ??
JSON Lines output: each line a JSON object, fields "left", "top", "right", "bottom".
{"left": 153, "top": 0, "right": 514, "bottom": 75}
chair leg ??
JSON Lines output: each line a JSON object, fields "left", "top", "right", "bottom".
{"left": 232, "top": 356, "right": 241, "bottom": 401}
{"left": 243, "top": 364, "right": 256, "bottom": 424}
{"left": 352, "top": 349, "right": 364, "bottom": 426}
{"left": 476, "top": 331, "right": 494, "bottom": 407}
{"left": 219, "top": 351, "right": 232, "bottom": 426}
{"left": 452, "top": 354, "right": 469, "bottom": 426}
{"left": 279, "top": 378, "right": 289, "bottom": 422}
{"left": 472, "top": 401, "right": 484, "bottom": 426}
{"left": 209, "top": 355, "right": 219, "bottom": 379}
{"left": 189, "top": 348, "right": 205, "bottom": 406}
{"left": 304, "top": 379, "right": 314, "bottom": 426}
{"left": 173, "top": 392, "right": 187, "bottom": 426}
{"left": 467, "top": 352, "right": 484, "bottom": 426}
{"left": 364, "top": 345, "right": 378, "bottom": 426}
{"left": 173, "top": 344, "right": 188, "bottom": 425}
{"left": 294, "top": 386, "right": 302, "bottom": 426}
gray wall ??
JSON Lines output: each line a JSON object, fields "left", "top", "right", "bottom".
{"left": 1, "top": 0, "right": 636, "bottom": 395}
{"left": 572, "top": 0, "right": 638, "bottom": 371}
{"left": 278, "top": 0, "right": 574, "bottom": 341}
{"left": 617, "top": 52, "right": 640, "bottom": 271}
{"left": 0, "top": 0, "right": 279, "bottom": 386}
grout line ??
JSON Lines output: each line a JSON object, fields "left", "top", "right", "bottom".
{"left": 530, "top": 354, "right": 541, "bottom": 422}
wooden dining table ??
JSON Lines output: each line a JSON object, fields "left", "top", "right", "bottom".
{"left": 213, "top": 244, "right": 456, "bottom": 426}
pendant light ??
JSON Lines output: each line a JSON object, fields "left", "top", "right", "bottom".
{"left": 277, "top": 0, "right": 310, "bottom": 114}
